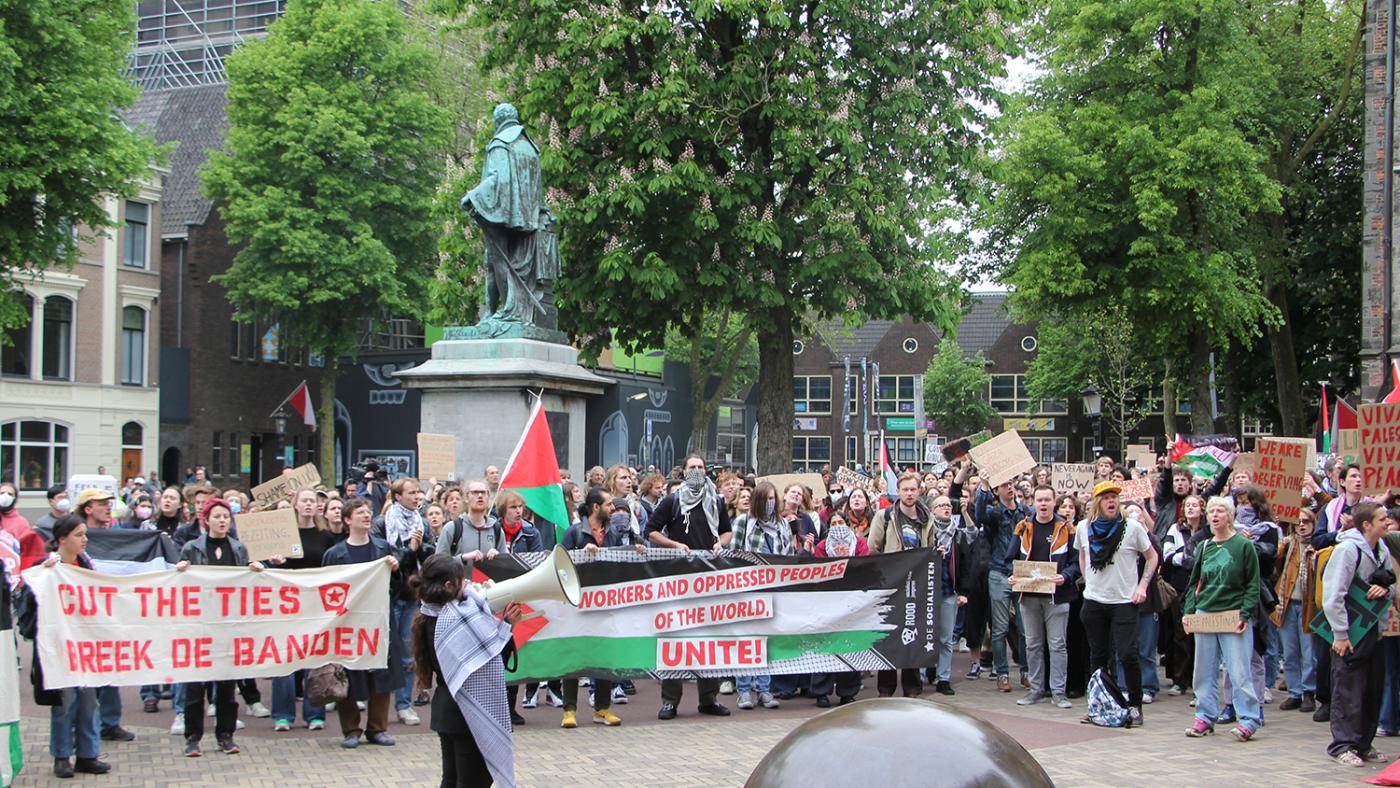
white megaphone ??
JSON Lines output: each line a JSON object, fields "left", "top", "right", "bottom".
{"left": 478, "top": 545, "right": 582, "bottom": 615}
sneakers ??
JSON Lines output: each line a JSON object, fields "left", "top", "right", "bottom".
{"left": 1016, "top": 692, "right": 1044, "bottom": 706}
{"left": 816, "top": 695, "right": 831, "bottom": 707}
{"left": 414, "top": 690, "right": 431, "bottom": 706}
{"left": 273, "top": 719, "right": 292, "bottom": 732}
{"left": 966, "top": 663, "right": 983, "bottom": 680}
{"left": 1185, "top": 719, "right": 1214, "bottom": 738}
{"left": 144, "top": 698, "right": 159, "bottom": 713}
{"left": 1365, "top": 749, "right": 1392, "bottom": 763}
{"left": 54, "top": 757, "right": 75, "bottom": 778}
{"left": 737, "top": 691, "right": 755, "bottom": 710}
{"left": 1216, "top": 706, "right": 1237, "bottom": 724}
{"left": 611, "top": 686, "right": 629, "bottom": 705}
{"left": 366, "top": 732, "right": 395, "bottom": 746}
{"left": 593, "top": 709, "right": 622, "bottom": 726}
{"left": 759, "top": 692, "right": 779, "bottom": 709}
{"left": 1300, "top": 692, "right": 1317, "bottom": 713}
{"left": 308, "top": 719, "right": 325, "bottom": 731}
{"left": 1128, "top": 707, "right": 1144, "bottom": 727}
{"left": 1262, "top": 687, "right": 1273, "bottom": 704}
{"left": 621, "top": 680, "right": 637, "bottom": 695}
{"left": 1230, "top": 724, "right": 1255, "bottom": 742}
{"left": 207, "top": 704, "right": 216, "bottom": 717}
{"left": 249, "top": 702, "right": 272, "bottom": 718}
{"left": 341, "top": 735, "right": 359, "bottom": 749}
{"left": 217, "top": 737, "right": 240, "bottom": 755}
{"left": 1052, "top": 695, "right": 1072, "bottom": 709}
{"left": 235, "top": 719, "right": 245, "bottom": 730}
{"left": 545, "top": 688, "right": 565, "bottom": 708}
{"left": 935, "top": 681, "right": 955, "bottom": 696}
{"left": 1168, "top": 684, "right": 1186, "bottom": 696}
{"left": 719, "top": 680, "right": 735, "bottom": 695}
{"left": 521, "top": 690, "right": 539, "bottom": 709}
{"left": 170, "top": 713, "right": 185, "bottom": 736}
{"left": 956, "top": 637, "right": 970, "bottom": 653}
{"left": 1336, "top": 750, "right": 1366, "bottom": 767}
{"left": 996, "top": 675, "right": 1011, "bottom": 693}
{"left": 560, "top": 710, "right": 578, "bottom": 729}
{"left": 1314, "top": 702, "right": 1331, "bottom": 722}
{"left": 1141, "top": 692, "right": 1155, "bottom": 704}
{"left": 657, "top": 703, "right": 677, "bottom": 720}
{"left": 397, "top": 707, "right": 421, "bottom": 726}
{"left": 101, "top": 726, "right": 136, "bottom": 742}
{"left": 697, "top": 703, "right": 731, "bottom": 716}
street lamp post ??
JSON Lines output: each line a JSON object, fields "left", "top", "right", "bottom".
{"left": 1080, "top": 386, "right": 1104, "bottom": 460}
{"left": 272, "top": 407, "right": 289, "bottom": 468}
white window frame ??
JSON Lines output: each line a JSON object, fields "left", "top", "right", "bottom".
{"left": 874, "top": 374, "right": 917, "bottom": 415}
{"left": 121, "top": 305, "right": 147, "bottom": 386}
{"left": 0, "top": 419, "right": 71, "bottom": 491}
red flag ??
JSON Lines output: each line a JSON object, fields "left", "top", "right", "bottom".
{"left": 1385, "top": 360, "right": 1400, "bottom": 405}
{"left": 287, "top": 381, "right": 316, "bottom": 431}
{"left": 1334, "top": 396, "right": 1358, "bottom": 432}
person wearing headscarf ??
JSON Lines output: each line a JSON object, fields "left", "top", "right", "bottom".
{"left": 644, "top": 455, "right": 732, "bottom": 720}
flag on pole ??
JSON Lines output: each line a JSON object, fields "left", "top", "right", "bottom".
{"left": 500, "top": 398, "right": 571, "bottom": 545}
{"left": 1383, "top": 360, "right": 1400, "bottom": 405}
{"left": 286, "top": 381, "right": 317, "bottom": 431}
{"left": 878, "top": 433, "right": 897, "bottom": 509}
{"left": 1320, "top": 384, "right": 1331, "bottom": 453}
{"left": 1333, "top": 396, "right": 1358, "bottom": 451}
{"left": 1169, "top": 434, "right": 1237, "bottom": 479}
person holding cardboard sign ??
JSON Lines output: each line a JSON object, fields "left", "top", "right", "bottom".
{"left": 1007, "top": 485, "right": 1078, "bottom": 709}
{"left": 1183, "top": 497, "right": 1261, "bottom": 742}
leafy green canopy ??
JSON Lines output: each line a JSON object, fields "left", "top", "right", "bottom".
{"left": 0, "top": 0, "right": 159, "bottom": 328}
{"left": 922, "top": 339, "right": 993, "bottom": 438}
{"left": 202, "top": 0, "right": 451, "bottom": 356}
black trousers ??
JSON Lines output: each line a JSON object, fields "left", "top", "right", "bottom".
{"left": 1065, "top": 597, "right": 1089, "bottom": 696}
{"left": 183, "top": 680, "right": 237, "bottom": 743}
{"left": 1315, "top": 633, "right": 1333, "bottom": 703}
{"left": 660, "top": 677, "right": 719, "bottom": 707}
{"left": 440, "top": 731, "right": 491, "bottom": 788}
{"left": 812, "top": 672, "right": 862, "bottom": 699}
{"left": 561, "top": 678, "right": 612, "bottom": 712}
{"left": 963, "top": 580, "right": 990, "bottom": 652}
{"left": 237, "top": 678, "right": 261, "bottom": 704}
{"left": 1166, "top": 598, "right": 1194, "bottom": 689}
{"left": 1329, "top": 643, "right": 1385, "bottom": 757}
{"left": 877, "top": 668, "right": 923, "bottom": 697}
{"left": 1081, "top": 599, "right": 1142, "bottom": 707}
{"left": 506, "top": 680, "right": 561, "bottom": 709}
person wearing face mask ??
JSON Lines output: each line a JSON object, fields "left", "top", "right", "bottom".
{"left": 645, "top": 455, "right": 732, "bottom": 720}
{"left": 33, "top": 484, "right": 71, "bottom": 530}
{"left": 1, "top": 481, "right": 47, "bottom": 570}
{"left": 121, "top": 493, "right": 157, "bottom": 529}
{"left": 730, "top": 482, "right": 798, "bottom": 711}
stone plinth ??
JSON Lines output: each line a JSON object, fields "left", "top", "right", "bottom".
{"left": 395, "top": 337, "right": 610, "bottom": 480}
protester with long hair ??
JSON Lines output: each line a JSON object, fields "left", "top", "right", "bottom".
{"left": 730, "top": 482, "right": 798, "bottom": 710}
{"left": 381, "top": 478, "right": 430, "bottom": 727}
{"left": 1273, "top": 506, "right": 1318, "bottom": 713}
{"left": 413, "top": 553, "right": 524, "bottom": 788}
{"left": 1183, "top": 496, "right": 1262, "bottom": 741}
{"left": 152, "top": 486, "right": 187, "bottom": 538}
{"left": 1161, "top": 494, "right": 1206, "bottom": 695}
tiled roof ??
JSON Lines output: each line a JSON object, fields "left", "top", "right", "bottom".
{"left": 127, "top": 84, "right": 229, "bottom": 236}
{"left": 811, "top": 319, "right": 896, "bottom": 359}
{"left": 953, "top": 292, "right": 1013, "bottom": 359}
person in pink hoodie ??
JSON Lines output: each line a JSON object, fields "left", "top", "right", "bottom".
{"left": 0, "top": 482, "right": 46, "bottom": 570}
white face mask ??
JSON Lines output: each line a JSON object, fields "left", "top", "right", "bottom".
{"left": 0, "top": 493, "right": 13, "bottom": 509}
{"left": 54, "top": 498, "right": 72, "bottom": 513}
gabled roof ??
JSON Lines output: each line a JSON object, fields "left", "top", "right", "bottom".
{"left": 952, "top": 292, "right": 1013, "bottom": 359}
{"left": 810, "top": 319, "right": 897, "bottom": 359}
{"left": 127, "top": 84, "right": 229, "bottom": 237}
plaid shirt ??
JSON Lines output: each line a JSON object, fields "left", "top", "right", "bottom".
{"left": 730, "top": 514, "right": 797, "bottom": 555}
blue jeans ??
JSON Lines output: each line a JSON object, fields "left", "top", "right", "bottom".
{"left": 1279, "top": 602, "right": 1316, "bottom": 698}
{"left": 1262, "top": 618, "right": 1281, "bottom": 689}
{"left": 1193, "top": 627, "right": 1262, "bottom": 730}
{"left": 735, "top": 674, "right": 771, "bottom": 694}
{"left": 271, "top": 672, "right": 325, "bottom": 724}
{"left": 988, "top": 571, "right": 1013, "bottom": 676}
{"left": 97, "top": 685, "right": 121, "bottom": 730}
{"left": 769, "top": 673, "right": 807, "bottom": 696}
{"left": 1380, "top": 638, "right": 1400, "bottom": 733}
{"left": 49, "top": 687, "right": 99, "bottom": 759}
{"left": 391, "top": 598, "right": 416, "bottom": 710}
{"left": 936, "top": 594, "right": 959, "bottom": 683}
{"left": 1116, "top": 611, "right": 1159, "bottom": 696}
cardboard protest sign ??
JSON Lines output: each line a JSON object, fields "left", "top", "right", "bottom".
{"left": 1265, "top": 436, "right": 1317, "bottom": 478}
{"left": 417, "top": 433, "right": 457, "bottom": 481}
{"left": 1050, "top": 464, "right": 1094, "bottom": 496}
{"left": 1011, "top": 560, "right": 1059, "bottom": 594}
{"left": 757, "top": 473, "right": 827, "bottom": 500}
{"left": 967, "top": 430, "right": 1036, "bottom": 488}
{"left": 1360, "top": 403, "right": 1400, "bottom": 496}
{"left": 834, "top": 466, "right": 875, "bottom": 493}
{"left": 1231, "top": 452, "right": 1259, "bottom": 482}
{"left": 941, "top": 430, "right": 992, "bottom": 462}
{"left": 1115, "top": 475, "right": 1155, "bottom": 502}
{"left": 250, "top": 463, "right": 321, "bottom": 511}
{"left": 1125, "top": 444, "right": 1156, "bottom": 469}
{"left": 1337, "top": 428, "right": 1360, "bottom": 466}
{"left": 22, "top": 562, "right": 389, "bottom": 687}
{"left": 1254, "top": 437, "right": 1306, "bottom": 524}
{"left": 234, "top": 508, "right": 305, "bottom": 562}
{"left": 1182, "top": 610, "right": 1241, "bottom": 634}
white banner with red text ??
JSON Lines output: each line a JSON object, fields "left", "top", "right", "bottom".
{"left": 22, "top": 562, "right": 389, "bottom": 689}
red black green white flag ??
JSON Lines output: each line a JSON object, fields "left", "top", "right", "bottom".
{"left": 499, "top": 399, "right": 570, "bottom": 544}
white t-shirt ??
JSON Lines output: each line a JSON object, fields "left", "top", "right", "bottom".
{"left": 1075, "top": 518, "right": 1152, "bottom": 605}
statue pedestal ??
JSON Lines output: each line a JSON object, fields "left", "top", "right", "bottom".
{"left": 396, "top": 337, "right": 611, "bottom": 480}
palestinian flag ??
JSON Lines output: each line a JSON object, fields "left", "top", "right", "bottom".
{"left": 1169, "top": 434, "right": 1237, "bottom": 479}
{"left": 477, "top": 549, "right": 940, "bottom": 681}
{"left": 32, "top": 528, "right": 177, "bottom": 574}
{"left": 0, "top": 566, "right": 21, "bottom": 786}
{"left": 500, "top": 399, "right": 571, "bottom": 545}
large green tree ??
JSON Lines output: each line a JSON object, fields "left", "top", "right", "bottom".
{"left": 442, "top": 0, "right": 1023, "bottom": 472}
{"left": 664, "top": 304, "right": 758, "bottom": 457}
{"left": 984, "top": 0, "right": 1282, "bottom": 433}
{"left": 202, "top": 0, "right": 451, "bottom": 481}
{"left": 922, "top": 339, "right": 994, "bottom": 438}
{"left": 0, "top": 0, "right": 159, "bottom": 328}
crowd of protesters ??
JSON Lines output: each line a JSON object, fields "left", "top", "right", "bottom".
{"left": 1, "top": 446, "right": 1395, "bottom": 781}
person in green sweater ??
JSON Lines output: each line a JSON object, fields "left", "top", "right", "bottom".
{"left": 1183, "top": 496, "right": 1261, "bottom": 742}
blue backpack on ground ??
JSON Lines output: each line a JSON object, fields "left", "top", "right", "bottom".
{"left": 1083, "top": 668, "right": 1131, "bottom": 728}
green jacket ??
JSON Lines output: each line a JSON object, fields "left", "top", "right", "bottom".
{"left": 1184, "top": 533, "right": 1260, "bottom": 621}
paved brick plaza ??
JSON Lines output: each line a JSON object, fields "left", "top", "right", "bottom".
{"left": 11, "top": 653, "right": 1389, "bottom": 786}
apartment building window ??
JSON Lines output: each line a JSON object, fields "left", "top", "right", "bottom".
{"left": 0, "top": 293, "right": 32, "bottom": 378}
{"left": 1024, "top": 437, "right": 1069, "bottom": 464}
{"left": 124, "top": 201, "right": 149, "bottom": 268}
{"left": 121, "top": 306, "right": 146, "bottom": 385}
{"left": 42, "top": 296, "right": 73, "bottom": 380}
{"left": 793, "top": 375, "right": 832, "bottom": 415}
{"left": 875, "top": 375, "right": 916, "bottom": 414}
{"left": 988, "top": 374, "right": 1067, "bottom": 415}
{"left": 792, "top": 436, "right": 831, "bottom": 469}
{"left": 846, "top": 436, "right": 860, "bottom": 467}
{"left": 228, "top": 432, "right": 240, "bottom": 478}
{"left": 869, "top": 435, "right": 922, "bottom": 467}
{"left": 211, "top": 431, "right": 223, "bottom": 477}
{"left": 1, "top": 420, "right": 69, "bottom": 491}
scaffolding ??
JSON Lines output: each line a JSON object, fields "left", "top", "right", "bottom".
{"left": 128, "top": 0, "right": 285, "bottom": 90}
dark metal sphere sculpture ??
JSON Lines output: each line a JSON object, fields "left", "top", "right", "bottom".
{"left": 745, "top": 698, "right": 1055, "bottom": 788}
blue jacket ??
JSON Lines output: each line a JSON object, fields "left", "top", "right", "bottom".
{"left": 975, "top": 488, "right": 1031, "bottom": 575}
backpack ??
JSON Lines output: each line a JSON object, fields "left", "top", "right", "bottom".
{"left": 448, "top": 517, "right": 503, "bottom": 557}
{"left": 1083, "top": 668, "right": 1132, "bottom": 728}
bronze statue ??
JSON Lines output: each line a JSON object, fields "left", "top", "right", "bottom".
{"left": 460, "top": 103, "right": 562, "bottom": 338}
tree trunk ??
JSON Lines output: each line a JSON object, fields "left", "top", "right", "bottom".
{"left": 755, "top": 310, "right": 794, "bottom": 475}
{"left": 1263, "top": 279, "right": 1306, "bottom": 436}
{"left": 690, "top": 380, "right": 712, "bottom": 457}
{"left": 1162, "top": 368, "right": 1177, "bottom": 438}
{"left": 1188, "top": 329, "right": 1215, "bottom": 434}
{"left": 318, "top": 357, "right": 337, "bottom": 484}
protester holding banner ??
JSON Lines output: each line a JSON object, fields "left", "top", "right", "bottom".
{"left": 1272, "top": 507, "right": 1318, "bottom": 713}
{"left": 1322, "top": 502, "right": 1395, "bottom": 766}
{"left": 974, "top": 476, "right": 1031, "bottom": 693}
{"left": 72, "top": 488, "right": 136, "bottom": 745}
{"left": 152, "top": 486, "right": 187, "bottom": 539}
{"left": 926, "top": 496, "right": 972, "bottom": 697}
{"left": 1009, "top": 486, "right": 1078, "bottom": 709}
{"left": 870, "top": 472, "right": 936, "bottom": 697}
{"left": 412, "top": 553, "right": 524, "bottom": 788}
{"left": 729, "top": 482, "right": 800, "bottom": 711}
{"left": 1183, "top": 496, "right": 1262, "bottom": 741}
{"left": 28, "top": 516, "right": 110, "bottom": 778}
{"left": 323, "top": 498, "right": 403, "bottom": 749}
{"left": 605, "top": 465, "right": 649, "bottom": 539}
